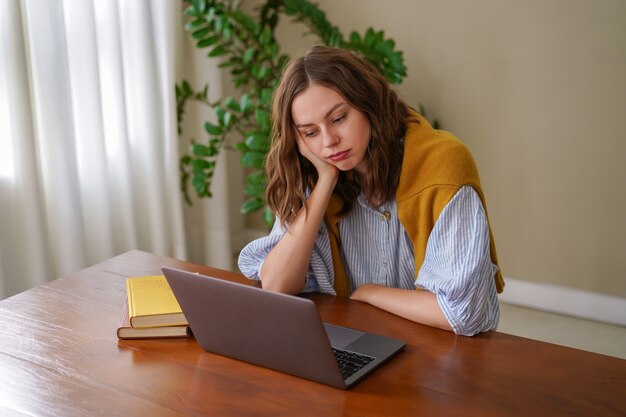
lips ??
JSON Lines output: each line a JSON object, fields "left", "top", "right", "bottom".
{"left": 328, "top": 150, "right": 350, "bottom": 162}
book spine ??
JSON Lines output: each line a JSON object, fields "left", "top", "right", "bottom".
{"left": 125, "top": 279, "right": 135, "bottom": 326}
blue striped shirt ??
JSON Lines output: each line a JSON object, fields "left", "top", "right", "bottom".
{"left": 238, "top": 185, "right": 499, "bottom": 336}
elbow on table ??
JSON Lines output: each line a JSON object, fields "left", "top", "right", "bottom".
{"left": 450, "top": 307, "right": 500, "bottom": 337}
{"left": 453, "top": 325, "right": 484, "bottom": 337}
{"left": 260, "top": 276, "right": 303, "bottom": 295}
{"left": 437, "top": 286, "right": 500, "bottom": 337}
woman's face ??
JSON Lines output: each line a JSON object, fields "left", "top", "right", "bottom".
{"left": 291, "top": 84, "right": 371, "bottom": 176}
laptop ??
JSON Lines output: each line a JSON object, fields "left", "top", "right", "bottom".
{"left": 162, "top": 266, "right": 406, "bottom": 389}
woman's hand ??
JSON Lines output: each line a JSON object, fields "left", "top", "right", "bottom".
{"left": 260, "top": 138, "right": 338, "bottom": 294}
{"left": 296, "top": 136, "right": 338, "bottom": 184}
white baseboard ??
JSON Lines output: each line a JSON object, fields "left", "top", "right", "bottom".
{"left": 499, "top": 277, "right": 626, "bottom": 327}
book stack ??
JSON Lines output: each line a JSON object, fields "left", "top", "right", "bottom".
{"left": 117, "top": 275, "right": 190, "bottom": 340}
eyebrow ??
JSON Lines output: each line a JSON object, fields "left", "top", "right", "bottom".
{"left": 294, "top": 103, "right": 346, "bottom": 128}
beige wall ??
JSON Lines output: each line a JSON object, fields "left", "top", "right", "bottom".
{"left": 256, "top": 0, "right": 626, "bottom": 298}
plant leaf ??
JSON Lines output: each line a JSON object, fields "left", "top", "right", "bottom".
{"left": 255, "top": 109, "right": 270, "bottom": 131}
{"left": 224, "top": 96, "right": 240, "bottom": 112}
{"left": 208, "top": 44, "right": 229, "bottom": 57}
{"left": 263, "top": 206, "right": 275, "bottom": 226}
{"left": 192, "top": 27, "right": 211, "bottom": 39}
{"left": 197, "top": 35, "right": 220, "bottom": 48}
{"left": 192, "top": 0, "right": 207, "bottom": 14}
{"left": 245, "top": 132, "right": 267, "bottom": 150}
{"left": 241, "top": 151, "right": 265, "bottom": 169}
{"left": 244, "top": 182, "right": 265, "bottom": 198}
{"left": 191, "top": 158, "right": 212, "bottom": 172}
{"left": 247, "top": 171, "right": 266, "bottom": 185}
{"left": 240, "top": 197, "right": 264, "bottom": 213}
{"left": 239, "top": 94, "right": 252, "bottom": 112}
{"left": 243, "top": 48, "right": 256, "bottom": 64}
{"left": 192, "top": 143, "right": 210, "bottom": 157}
{"left": 234, "top": 141, "right": 249, "bottom": 152}
{"left": 204, "top": 122, "right": 222, "bottom": 135}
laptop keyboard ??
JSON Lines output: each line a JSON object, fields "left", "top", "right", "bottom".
{"left": 332, "top": 347, "right": 375, "bottom": 380}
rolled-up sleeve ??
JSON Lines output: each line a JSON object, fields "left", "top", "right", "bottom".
{"left": 237, "top": 218, "right": 336, "bottom": 294}
{"left": 416, "top": 186, "right": 500, "bottom": 336}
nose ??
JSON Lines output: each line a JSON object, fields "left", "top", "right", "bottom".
{"left": 322, "top": 126, "right": 339, "bottom": 148}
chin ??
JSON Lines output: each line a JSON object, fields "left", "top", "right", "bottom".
{"left": 336, "top": 165, "right": 352, "bottom": 172}
{"left": 333, "top": 160, "right": 358, "bottom": 172}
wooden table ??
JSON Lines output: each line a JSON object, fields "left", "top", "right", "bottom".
{"left": 0, "top": 250, "right": 624, "bottom": 416}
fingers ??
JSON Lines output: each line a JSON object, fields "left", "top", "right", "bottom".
{"left": 295, "top": 136, "right": 339, "bottom": 181}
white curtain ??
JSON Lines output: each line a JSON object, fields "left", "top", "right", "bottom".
{"left": 0, "top": 0, "right": 240, "bottom": 299}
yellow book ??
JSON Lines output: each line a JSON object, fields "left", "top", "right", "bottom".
{"left": 125, "top": 275, "right": 188, "bottom": 328}
{"left": 117, "top": 297, "right": 190, "bottom": 339}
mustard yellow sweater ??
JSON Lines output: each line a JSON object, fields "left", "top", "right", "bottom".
{"left": 324, "top": 111, "right": 504, "bottom": 297}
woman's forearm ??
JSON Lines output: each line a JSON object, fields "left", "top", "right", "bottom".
{"left": 260, "top": 174, "right": 337, "bottom": 294}
{"left": 350, "top": 285, "right": 453, "bottom": 331}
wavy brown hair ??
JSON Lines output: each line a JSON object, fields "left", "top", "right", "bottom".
{"left": 266, "top": 45, "right": 408, "bottom": 226}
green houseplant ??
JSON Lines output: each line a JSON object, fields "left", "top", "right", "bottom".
{"left": 176, "top": 0, "right": 407, "bottom": 225}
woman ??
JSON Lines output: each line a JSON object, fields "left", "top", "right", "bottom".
{"left": 238, "top": 45, "right": 504, "bottom": 336}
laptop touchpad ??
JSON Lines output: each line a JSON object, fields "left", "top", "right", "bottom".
{"left": 324, "top": 323, "right": 364, "bottom": 348}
